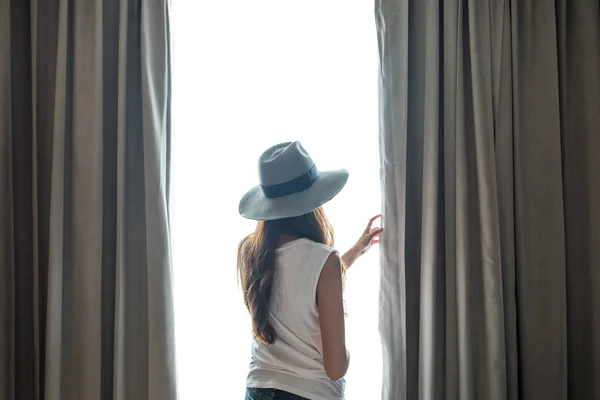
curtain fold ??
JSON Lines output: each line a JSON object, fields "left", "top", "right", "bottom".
{"left": 376, "top": 0, "right": 600, "bottom": 399}
{"left": 0, "top": 0, "right": 177, "bottom": 399}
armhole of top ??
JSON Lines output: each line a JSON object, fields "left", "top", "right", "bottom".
{"left": 315, "top": 248, "right": 339, "bottom": 307}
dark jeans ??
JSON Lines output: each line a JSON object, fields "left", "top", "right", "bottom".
{"left": 245, "top": 387, "right": 309, "bottom": 400}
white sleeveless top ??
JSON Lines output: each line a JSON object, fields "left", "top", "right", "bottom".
{"left": 246, "top": 238, "right": 345, "bottom": 400}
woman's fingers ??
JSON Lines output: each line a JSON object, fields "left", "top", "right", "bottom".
{"left": 369, "top": 229, "right": 383, "bottom": 245}
{"left": 364, "top": 214, "right": 382, "bottom": 234}
{"left": 357, "top": 216, "right": 383, "bottom": 254}
{"left": 369, "top": 227, "right": 384, "bottom": 237}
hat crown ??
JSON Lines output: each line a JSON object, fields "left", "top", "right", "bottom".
{"left": 259, "top": 142, "right": 315, "bottom": 186}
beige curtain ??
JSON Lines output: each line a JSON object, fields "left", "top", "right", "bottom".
{"left": 0, "top": 0, "right": 176, "bottom": 399}
{"left": 376, "top": 0, "right": 600, "bottom": 399}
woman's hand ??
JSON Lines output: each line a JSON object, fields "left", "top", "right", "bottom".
{"left": 342, "top": 215, "right": 383, "bottom": 268}
{"left": 354, "top": 214, "right": 383, "bottom": 256}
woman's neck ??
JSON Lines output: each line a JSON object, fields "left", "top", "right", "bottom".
{"left": 277, "top": 234, "right": 300, "bottom": 248}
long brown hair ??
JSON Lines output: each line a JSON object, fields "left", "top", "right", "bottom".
{"left": 237, "top": 207, "right": 342, "bottom": 345}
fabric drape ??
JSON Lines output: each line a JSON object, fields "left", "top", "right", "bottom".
{"left": 376, "top": 0, "right": 600, "bottom": 399}
{"left": 0, "top": 1, "right": 177, "bottom": 399}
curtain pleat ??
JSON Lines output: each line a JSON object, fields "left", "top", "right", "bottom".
{"left": 556, "top": 1, "right": 600, "bottom": 398}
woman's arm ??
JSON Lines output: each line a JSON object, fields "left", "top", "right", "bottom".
{"left": 317, "top": 252, "right": 349, "bottom": 381}
{"left": 341, "top": 246, "right": 361, "bottom": 268}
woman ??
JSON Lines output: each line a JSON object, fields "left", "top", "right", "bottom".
{"left": 238, "top": 142, "right": 382, "bottom": 400}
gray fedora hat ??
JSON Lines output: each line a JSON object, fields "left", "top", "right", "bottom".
{"left": 239, "top": 141, "right": 349, "bottom": 221}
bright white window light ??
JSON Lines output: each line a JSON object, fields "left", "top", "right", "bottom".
{"left": 171, "top": 1, "right": 381, "bottom": 398}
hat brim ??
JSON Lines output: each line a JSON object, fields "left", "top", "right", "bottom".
{"left": 239, "top": 169, "right": 349, "bottom": 221}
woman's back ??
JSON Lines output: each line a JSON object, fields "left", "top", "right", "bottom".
{"left": 247, "top": 238, "right": 345, "bottom": 400}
